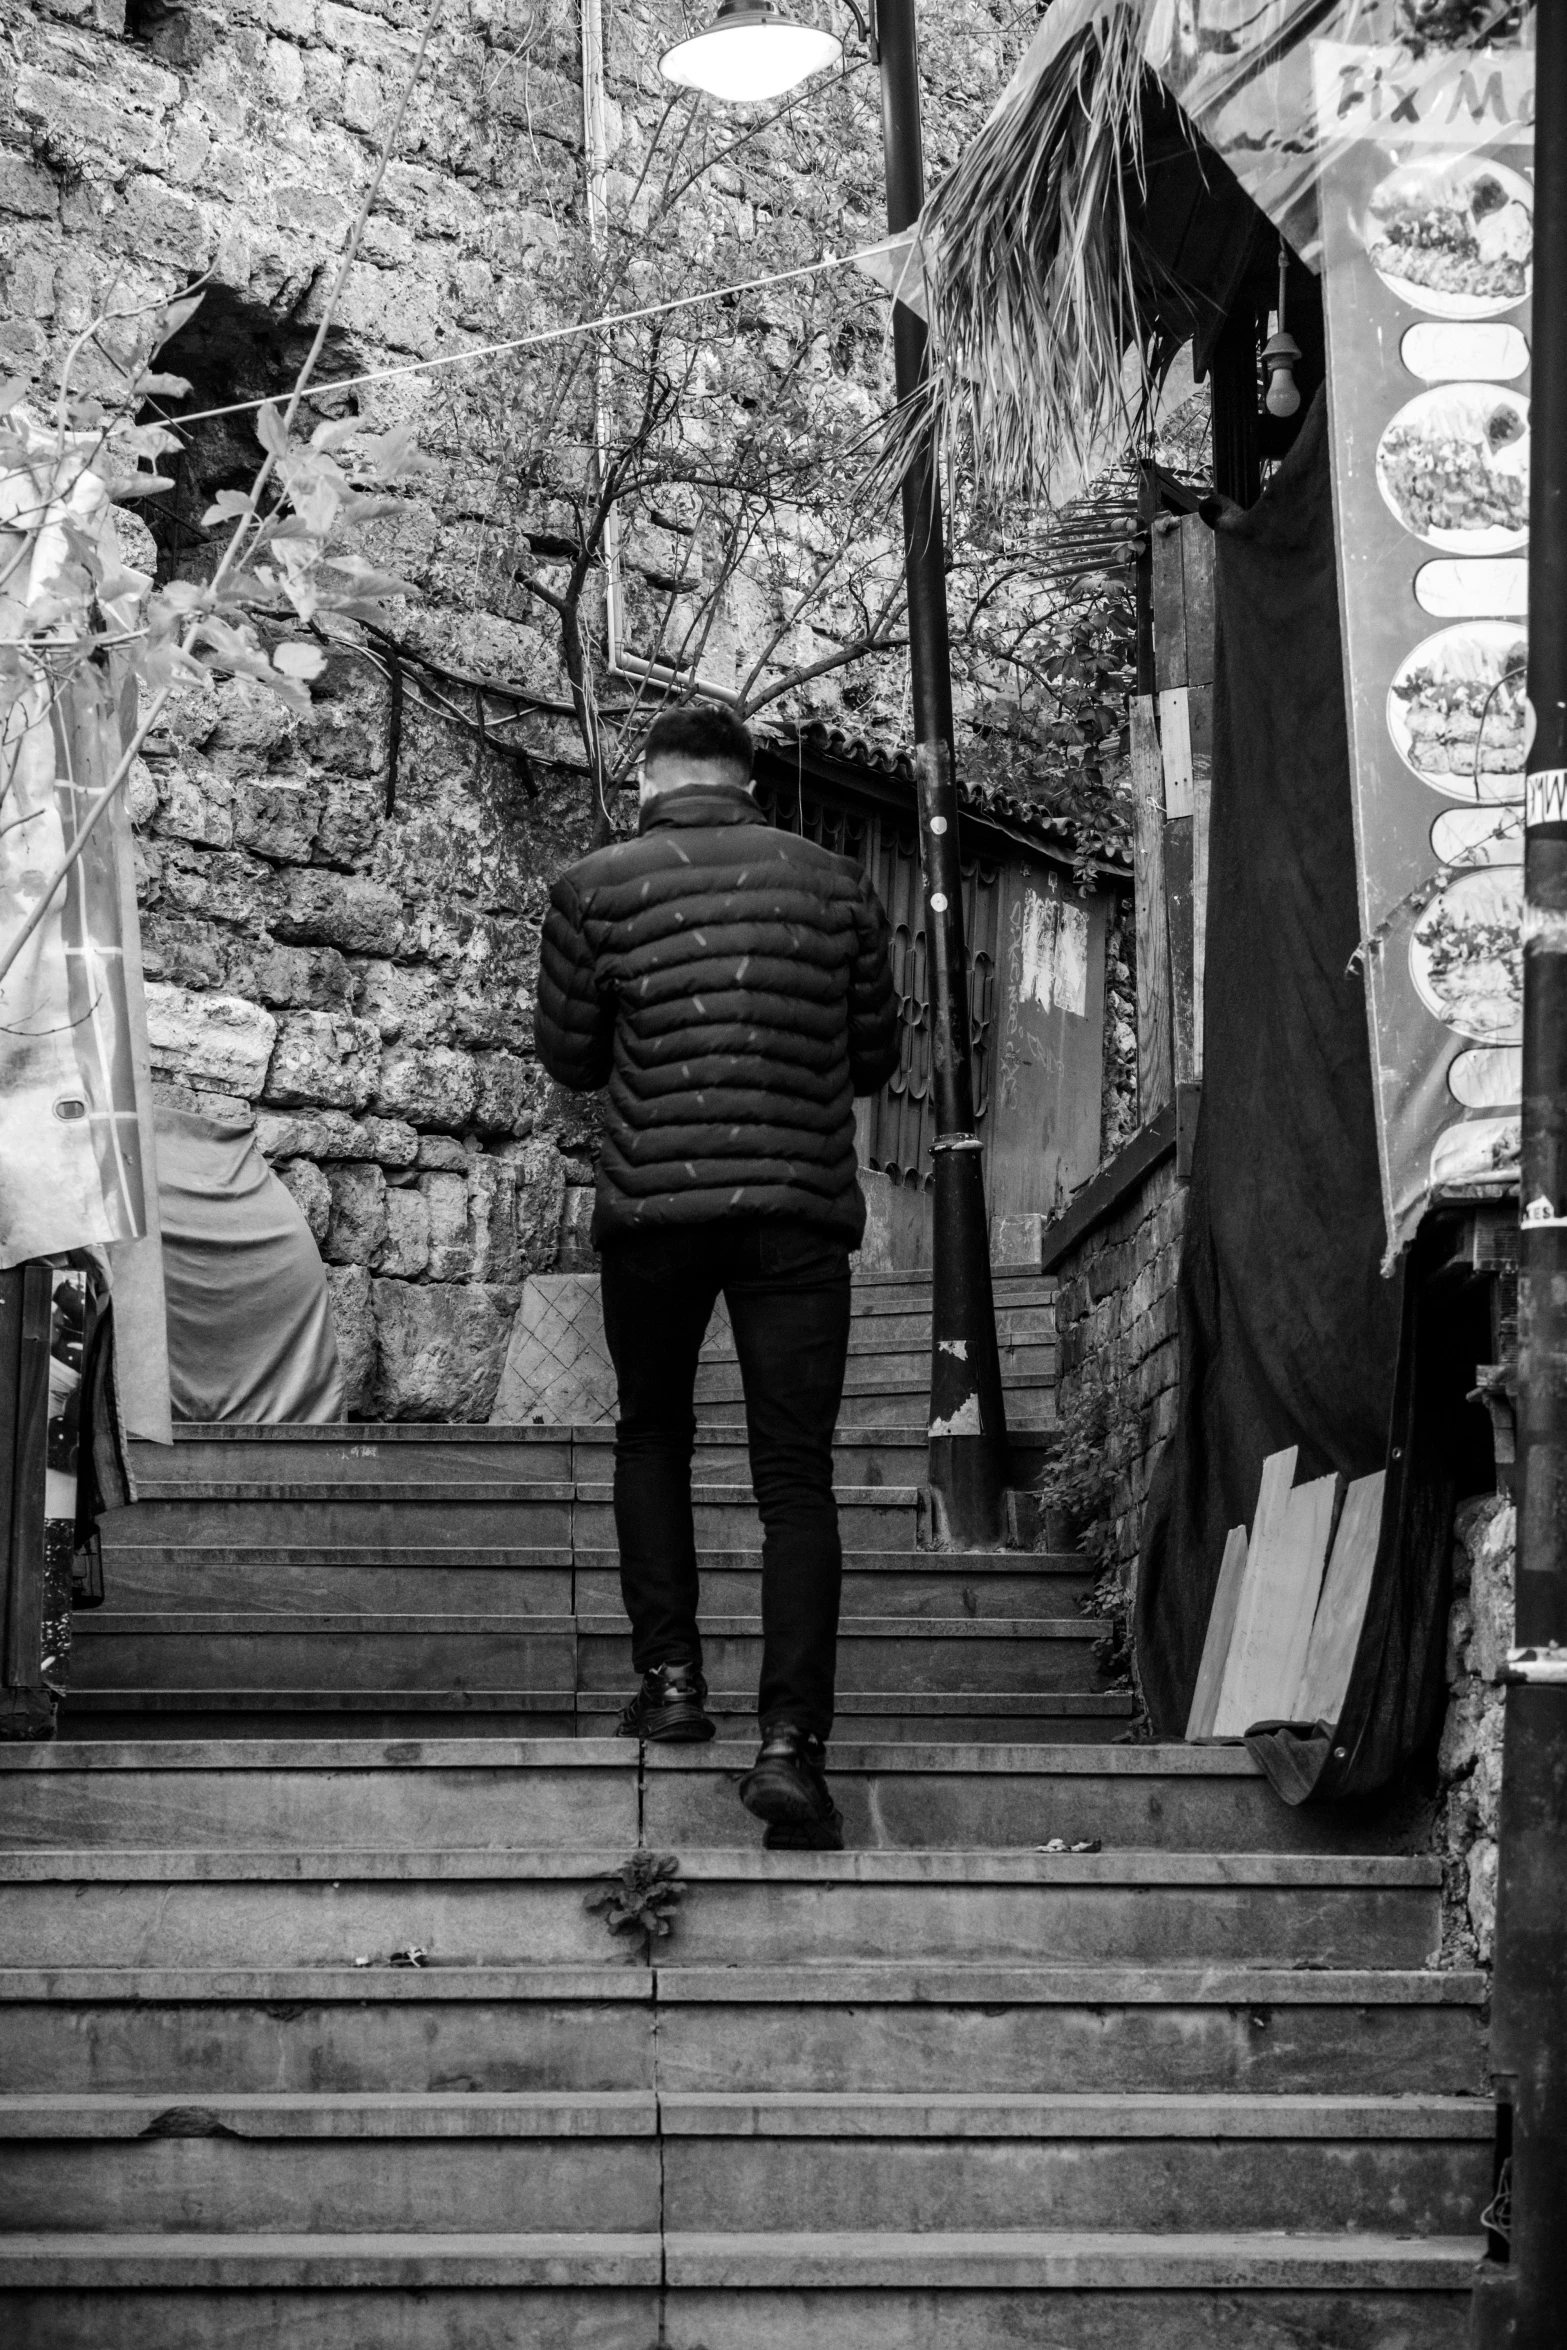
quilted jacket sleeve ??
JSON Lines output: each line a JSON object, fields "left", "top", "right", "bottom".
{"left": 535, "top": 875, "right": 615, "bottom": 1093}
{"left": 847, "top": 869, "right": 900, "bottom": 1098}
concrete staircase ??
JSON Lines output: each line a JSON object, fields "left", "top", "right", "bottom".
{"left": 0, "top": 1266, "right": 1487, "bottom": 2342}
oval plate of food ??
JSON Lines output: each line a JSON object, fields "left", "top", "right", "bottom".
{"left": 1360, "top": 156, "right": 1533, "bottom": 320}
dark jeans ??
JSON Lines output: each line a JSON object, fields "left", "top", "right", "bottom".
{"left": 598, "top": 1218, "right": 852, "bottom": 1740}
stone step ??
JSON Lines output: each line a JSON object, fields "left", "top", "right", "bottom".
{"left": 69, "top": 1616, "right": 1104, "bottom": 1701}
{"left": 60, "top": 1696, "right": 1136, "bottom": 1742}
{"left": 576, "top": 1620, "right": 1109, "bottom": 1696}
{"left": 695, "top": 1351, "right": 1057, "bottom": 1400}
{"left": 0, "top": 1850, "right": 1442, "bottom": 1970}
{"left": 0, "top": 2091, "right": 1490, "bottom": 2237}
{"left": 106, "top": 1485, "right": 923, "bottom": 1554}
{"left": 129, "top": 1426, "right": 1060, "bottom": 1493}
{"left": 823, "top": 1389, "right": 1057, "bottom": 1430}
{"left": 699, "top": 1306, "right": 1057, "bottom": 1358}
{"left": 0, "top": 2229, "right": 1481, "bottom": 2350}
{"left": 0, "top": 1963, "right": 1486, "bottom": 2098}
{"left": 79, "top": 1551, "right": 1097, "bottom": 1620}
{"left": 0, "top": 1741, "right": 1425, "bottom": 1857}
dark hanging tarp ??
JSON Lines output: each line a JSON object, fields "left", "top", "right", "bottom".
{"left": 1135, "top": 391, "right": 1457, "bottom": 1801}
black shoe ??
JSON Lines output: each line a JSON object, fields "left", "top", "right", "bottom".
{"left": 739, "top": 1726, "right": 844, "bottom": 1850}
{"left": 618, "top": 1661, "right": 715, "bottom": 1744}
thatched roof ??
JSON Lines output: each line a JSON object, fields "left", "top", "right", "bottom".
{"left": 920, "top": 1, "right": 1151, "bottom": 501}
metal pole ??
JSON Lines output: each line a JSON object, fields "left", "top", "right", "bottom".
{"left": 876, "top": 0, "right": 1008, "bottom": 1545}
{"left": 1473, "top": 10, "right": 1567, "bottom": 2340}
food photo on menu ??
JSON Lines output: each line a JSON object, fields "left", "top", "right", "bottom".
{"left": 1387, "top": 624, "right": 1527, "bottom": 799}
{"left": 1375, "top": 382, "right": 1529, "bottom": 548}
{"left": 1362, "top": 155, "right": 1533, "bottom": 315}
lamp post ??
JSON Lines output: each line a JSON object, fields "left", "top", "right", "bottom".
{"left": 660, "top": 0, "right": 1009, "bottom": 1544}
{"left": 1473, "top": 6, "right": 1567, "bottom": 2343}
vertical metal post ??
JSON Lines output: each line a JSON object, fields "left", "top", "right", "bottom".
{"left": 876, "top": 0, "right": 1007, "bottom": 1544}
{"left": 1473, "top": 10, "right": 1567, "bottom": 2340}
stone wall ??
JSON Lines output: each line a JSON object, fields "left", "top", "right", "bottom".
{"left": 1051, "top": 1150, "right": 1184, "bottom": 1583}
{"left": 1436, "top": 1492, "right": 1513, "bottom": 1970}
{"left": 3, "top": 0, "right": 1026, "bottom": 1417}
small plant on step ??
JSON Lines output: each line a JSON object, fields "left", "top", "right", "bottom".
{"left": 586, "top": 1851, "right": 685, "bottom": 1958}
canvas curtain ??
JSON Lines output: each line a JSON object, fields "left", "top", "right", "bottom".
{"left": 1135, "top": 391, "right": 1459, "bottom": 1800}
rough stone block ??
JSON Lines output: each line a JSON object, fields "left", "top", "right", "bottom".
{"left": 372, "top": 1278, "right": 521, "bottom": 1421}
{"left": 420, "top": 1168, "right": 472, "bottom": 1281}
{"left": 355, "top": 958, "right": 446, "bottom": 1044}
{"left": 558, "top": 1181, "right": 596, "bottom": 1272}
{"left": 417, "top": 1132, "right": 470, "bottom": 1171}
{"left": 471, "top": 1047, "right": 532, "bottom": 1135}
{"left": 275, "top": 1156, "right": 330, "bottom": 1243}
{"left": 325, "top": 1159, "right": 388, "bottom": 1265}
{"left": 144, "top": 983, "right": 277, "bottom": 1099}
{"left": 274, "top": 869, "right": 402, "bottom": 956}
{"left": 469, "top": 1155, "right": 521, "bottom": 1284}
{"left": 324, "top": 1262, "right": 375, "bottom": 1416}
{"left": 376, "top": 1044, "right": 479, "bottom": 1131}
{"left": 315, "top": 773, "right": 383, "bottom": 863}
{"left": 515, "top": 1136, "right": 567, "bottom": 1272}
{"left": 153, "top": 764, "right": 234, "bottom": 847}
{"left": 246, "top": 942, "right": 355, "bottom": 1010}
{"left": 263, "top": 1009, "right": 382, "bottom": 1110}
{"left": 254, "top": 1106, "right": 416, "bottom": 1165}
{"left": 233, "top": 777, "right": 322, "bottom": 862}
{"left": 376, "top": 1181, "right": 430, "bottom": 1278}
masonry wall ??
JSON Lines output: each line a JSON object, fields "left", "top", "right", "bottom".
{"left": 3, "top": 0, "right": 1023, "bottom": 1417}
{"left": 1051, "top": 1153, "right": 1184, "bottom": 1584}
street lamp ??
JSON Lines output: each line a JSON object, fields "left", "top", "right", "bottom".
{"left": 661, "top": 0, "right": 1010, "bottom": 1545}
{"left": 659, "top": 4, "right": 841, "bottom": 102}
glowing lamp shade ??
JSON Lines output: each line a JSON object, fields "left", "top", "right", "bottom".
{"left": 660, "top": 3, "right": 841, "bottom": 103}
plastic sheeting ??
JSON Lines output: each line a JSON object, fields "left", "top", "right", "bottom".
{"left": 155, "top": 1107, "right": 343, "bottom": 1424}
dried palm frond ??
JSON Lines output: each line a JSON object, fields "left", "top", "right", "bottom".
{"left": 894, "top": 0, "right": 1155, "bottom": 507}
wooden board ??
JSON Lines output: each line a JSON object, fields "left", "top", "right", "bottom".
{"left": 1151, "top": 517, "right": 1189, "bottom": 689}
{"left": 1185, "top": 1524, "right": 1249, "bottom": 1743}
{"left": 1158, "top": 687, "right": 1196, "bottom": 819}
{"left": 1130, "top": 695, "right": 1172, "bottom": 1122}
{"left": 1164, "top": 808, "right": 1196, "bottom": 1090}
{"left": 1204, "top": 1449, "right": 1295, "bottom": 1741}
{"left": 1295, "top": 1471, "right": 1386, "bottom": 1729}
{"left": 1214, "top": 1462, "right": 1341, "bottom": 1737}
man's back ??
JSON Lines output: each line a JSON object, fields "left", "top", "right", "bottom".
{"left": 535, "top": 780, "right": 898, "bottom": 1244}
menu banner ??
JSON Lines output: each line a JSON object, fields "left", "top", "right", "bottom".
{"left": 1316, "top": 33, "right": 1533, "bottom": 1262}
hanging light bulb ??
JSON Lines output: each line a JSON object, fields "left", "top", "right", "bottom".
{"left": 660, "top": 3, "right": 842, "bottom": 103}
{"left": 1263, "top": 237, "right": 1302, "bottom": 419}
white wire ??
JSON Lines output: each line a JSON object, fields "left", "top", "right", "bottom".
{"left": 163, "top": 252, "right": 855, "bottom": 434}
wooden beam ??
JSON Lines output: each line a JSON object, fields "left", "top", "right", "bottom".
{"left": 1186, "top": 1524, "right": 1249, "bottom": 1742}
{"left": 1296, "top": 1472, "right": 1387, "bottom": 1729}
{"left": 1214, "top": 1459, "right": 1341, "bottom": 1738}
{"left": 1131, "top": 695, "right": 1173, "bottom": 1123}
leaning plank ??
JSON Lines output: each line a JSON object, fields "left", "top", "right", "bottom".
{"left": 1186, "top": 1524, "right": 1249, "bottom": 1743}
{"left": 1205, "top": 1450, "right": 1295, "bottom": 1741}
{"left": 1214, "top": 1451, "right": 1339, "bottom": 1738}
{"left": 1296, "top": 1472, "right": 1387, "bottom": 1728}
{"left": 1131, "top": 695, "right": 1173, "bottom": 1121}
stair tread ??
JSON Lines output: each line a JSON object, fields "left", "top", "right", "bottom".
{"left": 77, "top": 1613, "right": 1104, "bottom": 1639}
{"left": 0, "top": 2089, "right": 1491, "bottom": 2138}
{"left": 0, "top": 1962, "right": 1486, "bottom": 2004}
{"left": 0, "top": 2227, "right": 1484, "bottom": 2290}
{"left": 1, "top": 1738, "right": 1262, "bottom": 1773}
{"left": 0, "top": 1846, "right": 1442, "bottom": 1883}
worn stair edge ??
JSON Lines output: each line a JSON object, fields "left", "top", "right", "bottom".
{"left": 74, "top": 1614, "right": 1106, "bottom": 1640}
{"left": 662, "top": 2229, "right": 1485, "bottom": 2290}
{"left": 0, "top": 2091, "right": 1493, "bottom": 2141}
{"left": 0, "top": 1964, "right": 1485, "bottom": 2005}
{"left": 0, "top": 2229, "right": 1483, "bottom": 2291}
{"left": 0, "top": 1847, "right": 1444, "bottom": 1884}
{"left": 65, "top": 1691, "right": 1137, "bottom": 1717}
{"left": 0, "top": 1739, "right": 1275, "bottom": 1774}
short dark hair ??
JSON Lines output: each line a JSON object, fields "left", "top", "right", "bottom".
{"left": 644, "top": 702, "right": 753, "bottom": 774}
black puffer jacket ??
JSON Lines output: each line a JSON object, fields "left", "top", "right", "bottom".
{"left": 535, "top": 783, "right": 899, "bottom": 1244}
